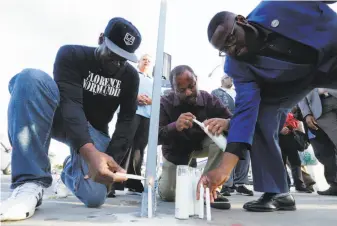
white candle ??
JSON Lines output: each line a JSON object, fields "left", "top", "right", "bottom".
{"left": 189, "top": 167, "right": 195, "bottom": 216}
{"left": 199, "top": 185, "right": 204, "bottom": 219}
{"left": 114, "top": 173, "right": 145, "bottom": 180}
{"left": 175, "top": 165, "right": 190, "bottom": 220}
{"left": 194, "top": 169, "right": 201, "bottom": 216}
{"left": 148, "top": 183, "right": 153, "bottom": 218}
{"left": 205, "top": 188, "right": 211, "bottom": 222}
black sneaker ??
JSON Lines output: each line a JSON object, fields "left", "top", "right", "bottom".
{"left": 125, "top": 180, "right": 144, "bottom": 193}
{"left": 208, "top": 192, "right": 231, "bottom": 210}
{"left": 307, "top": 185, "right": 315, "bottom": 193}
{"left": 229, "top": 185, "right": 236, "bottom": 193}
{"left": 236, "top": 185, "right": 254, "bottom": 196}
{"left": 220, "top": 186, "right": 232, "bottom": 196}
{"left": 295, "top": 186, "right": 312, "bottom": 193}
{"left": 107, "top": 189, "right": 116, "bottom": 198}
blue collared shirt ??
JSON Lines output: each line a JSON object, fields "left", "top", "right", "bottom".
{"left": 136, "top": 72, "right": 153, "bottom": 118}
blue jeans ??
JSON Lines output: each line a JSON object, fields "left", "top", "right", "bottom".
{"left": 8, "top": 68, "right": 110, "bottom": 207}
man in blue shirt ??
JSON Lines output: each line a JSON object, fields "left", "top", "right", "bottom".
{"left": 125, "top": 54, "right": 153, "bottom": 193}
{"left": 198, "top": 1, "right": 337, "bottom": 212}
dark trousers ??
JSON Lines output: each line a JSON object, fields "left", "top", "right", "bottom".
{"left": 309, "top": 128, "right": 337, "bottom": 186}
{"left": 125, "top": 114, "right": 150, "bottom": 190}
{"left": 279, "top": 133, "right": 305, "bottom": 188}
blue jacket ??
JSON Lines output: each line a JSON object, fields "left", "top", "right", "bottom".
{"left": 225, "top": 1, "right": 337, "bottom": 145}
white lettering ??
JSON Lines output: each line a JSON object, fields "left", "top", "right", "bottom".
{"left": 83, "top": 71, "right": 122, "bottom": 97}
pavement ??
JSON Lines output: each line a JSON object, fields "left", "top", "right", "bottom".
{"left": 1, "top": 175, "right": 337, "bottom": 226}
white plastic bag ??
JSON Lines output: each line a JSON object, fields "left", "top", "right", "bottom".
{"left": 298, "top": 145, "right": 318, "bottom": 166}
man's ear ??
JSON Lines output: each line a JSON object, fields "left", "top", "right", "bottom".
{"left": 236, "top": 15, "right": 248, "bottom": 25}
{"left": 98, "top": 33, "right": 104, "bottom": 45}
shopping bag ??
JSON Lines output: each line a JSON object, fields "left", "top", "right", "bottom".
{"left": 298, "top": 145, "right": 318, "bottom": 166}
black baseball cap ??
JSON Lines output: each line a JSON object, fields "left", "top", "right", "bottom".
{"left": 104, "top": 17, "right": 141, "bottom": 63}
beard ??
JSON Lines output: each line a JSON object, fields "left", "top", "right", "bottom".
{"left": 180, "top": 95, "right": 197, "bottom": 105}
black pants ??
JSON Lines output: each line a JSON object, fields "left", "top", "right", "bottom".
{"left": 125, "top": 114, "right": 150, "bottom": 190}
{"left": 310, "top": 128, "right": 337, "bottom": 186}
{"left": 279, "top": 133, "right": 305, "bottom": 188}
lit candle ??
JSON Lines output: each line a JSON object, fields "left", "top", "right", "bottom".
{"left": 148, "top": 177, "right": 154, "bottom": 218}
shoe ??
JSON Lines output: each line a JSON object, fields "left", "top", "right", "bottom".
{"left": 52, "top": 156, "right": 71, "bottom": 198}
{"left": 0, "top": 183, "right": 44, "bottom": 221}
{"left": 295, "top": 186, "right": 312, "bottom": 193}
{"left": 307, "top": 185, "right": 315, "bottom": 193}
{"left": 243, "top": 193, "right": 296, "bottom": 212}
{"left": 229, "top": 185, "right": 236, "bottom": 193}
{"left": 236, "top": 185, "right": 254, "bottom": 196}
{"left": 208, "top": 192, "right": 231, "bottom": 210}
{"left": 53, "top": 178, "right": 70, "bottom": 198}
{"left": 220, "top": 186, "right": 231, "bottom": 196}
{"left": 107, "top": 185, "right": 116, "bottom": 198}
{"left": 317, "top": 186, "right": 337, "bottom": 196}
{"left": 125, "top": 179, "right": 144, "bottom": 193}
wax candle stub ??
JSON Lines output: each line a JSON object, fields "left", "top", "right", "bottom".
{"left": 199, "top": 185, "right": 204, "bottom": 219}
{"left": 205, "top": 188, "right": 211, "bottom": 221}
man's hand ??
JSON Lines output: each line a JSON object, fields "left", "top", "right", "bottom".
{"left": 143, "top": 95, "right": 152, "bottom": 105}
{"left": 137, "top": 94, "right": 147, "bottom": 105}
{"left": 204, "top": 118, "right": 230, "bottom": 135}
{"left": 196, "top": 167, "right": 230, "bottom": 203}
{"left": 176, "top": 112, "right": 196, "bottom": 131}
{"left": 305, "top": 115, "right": 318, "bottom": 130}
{"left": 280, "top": 127, "right": 290, "bottom": 135}
{"left": 80, "top": 144, "right": 127, "bottom": 185}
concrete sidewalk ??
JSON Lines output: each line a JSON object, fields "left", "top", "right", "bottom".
{"left": 1, "top": 175, "right": 337, "bottom": 226}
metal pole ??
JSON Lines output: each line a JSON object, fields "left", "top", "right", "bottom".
{"left": 140, "top": 0, "right": 167, "bottom": 218}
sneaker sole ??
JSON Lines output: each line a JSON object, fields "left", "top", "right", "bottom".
{"left": 0, "top": 199, "right": 42, "bottom": 222}
{"left": 236, "top": 191, "right": 254, "bottom": 196}
{"left": 245, "top": 205, "right": 296, "bottom": 212}
{"left": 210, "top": 202, "right": 231, "bottom": 210}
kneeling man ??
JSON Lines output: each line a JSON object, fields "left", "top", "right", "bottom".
{"left": 158, "top": 65, "right": 232, "bottom": 209}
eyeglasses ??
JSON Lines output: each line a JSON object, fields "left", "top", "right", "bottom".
{"left": 219, "top": 18, "right": 237, "bottom": 57}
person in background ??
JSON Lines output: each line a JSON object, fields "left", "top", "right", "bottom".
{"left": 211, "top": 74, "right": 253, "bottom": 196}
{"left": 298, "top": 88, "right": 337, "bottom": 195}
{"left": 125, "top": 54, "right": 153, "bottom": 193}
{"left": 290, "top": 105, "right": 316, "bottom": 192}
{"left": 279, "top": 110, "right": 312, "bottom": 193}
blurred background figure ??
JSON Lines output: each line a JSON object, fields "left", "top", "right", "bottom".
{"left": 279, "top": 109, "right": 313, "bottom": 193}
{"left": 211, "top": 74, "right": 253, "bottom": 196}
{"left": 125, "top": 54, "right": 153, "bottom": 193}
{"left": 298, "top": 88, "right": 337, "bottom": 195}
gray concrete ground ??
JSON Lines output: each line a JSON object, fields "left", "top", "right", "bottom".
{"left": 1, "top": 175, "right": 337, "bottom": 226}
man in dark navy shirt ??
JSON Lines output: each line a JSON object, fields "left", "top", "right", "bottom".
{"left": 1, "top": 17, "right": 141, "bottom": 221}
